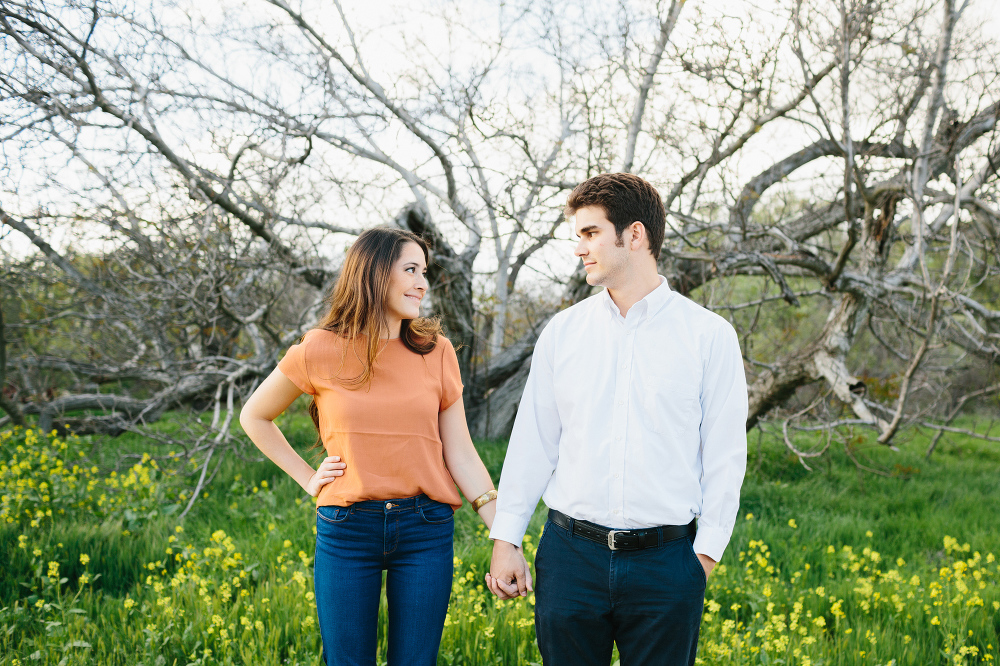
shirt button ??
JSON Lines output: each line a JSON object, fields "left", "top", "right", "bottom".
{"left": 614, "top": 473, "right": 620, "bottom": 479}
{"left": 613, "top": 509, "right": 620, "bottom": 514}
{"left": 615, "top": 435, "right": 622, "bottom": 441}
{"left": 617, "top": 401, "right": 624, "bottom": 406}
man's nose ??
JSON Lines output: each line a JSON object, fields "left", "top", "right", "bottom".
{"left": 574, "top": 239, "right": 586, "bottom": 256}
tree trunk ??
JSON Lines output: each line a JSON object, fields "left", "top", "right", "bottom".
{"left": 395, "top": 204, "right": 477, "bottom": 374}
{"left": 489, "top": 259, "right": 510, "bottom": 358}
{"left": 467, "top": 361, "right": 531, "bottom": 440}
{"left": 0, "top": 288, "right": 26, "bottom": 426}
{"left": 466, "top": 266, "right": 597, "bottom": 438}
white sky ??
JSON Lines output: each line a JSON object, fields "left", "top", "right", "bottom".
{"left": 3, "top": 0, "right": 999, "bottom": 289}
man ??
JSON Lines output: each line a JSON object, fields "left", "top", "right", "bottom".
{"left": 485, "top": 173, "right": 748, "bottom": 665}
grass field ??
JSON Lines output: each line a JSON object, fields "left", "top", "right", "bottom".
{"left": 2, "top": 404, "right": 1000, "bottom": 665}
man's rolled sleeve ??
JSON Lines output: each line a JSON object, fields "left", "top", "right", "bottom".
{"left": 693, "top": 323, "right": 748, "bottom": 563}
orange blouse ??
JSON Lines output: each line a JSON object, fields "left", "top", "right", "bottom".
{"left": 278, "top": 329, "right": 464, "bottom": 509}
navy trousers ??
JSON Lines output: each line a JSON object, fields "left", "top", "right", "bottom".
{"left": 534, "top": 516, "right": 707, "bottom": 666}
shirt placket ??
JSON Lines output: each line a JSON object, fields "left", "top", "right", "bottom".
{"left": 608, "top": 317, "right": 636, "bottom": 526}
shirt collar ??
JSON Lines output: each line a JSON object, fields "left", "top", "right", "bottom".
{"left": 601, "top": 275, "right": 673, "bottom": 322}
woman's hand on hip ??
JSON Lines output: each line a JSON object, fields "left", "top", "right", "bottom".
{"left": 305, "top": 456, "right": 346, "bottom": 497}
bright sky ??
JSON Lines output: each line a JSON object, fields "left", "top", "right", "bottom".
{"left": 2, "top": 0, "right": 998, "bottom": 286}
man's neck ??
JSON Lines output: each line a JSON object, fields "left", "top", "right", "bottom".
{"left": 606, "top": 268, "right": 662, "bottom": 318}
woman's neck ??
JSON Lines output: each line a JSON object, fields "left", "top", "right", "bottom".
{"left": 383, "top": 317, "right": 402, "bottom": 339}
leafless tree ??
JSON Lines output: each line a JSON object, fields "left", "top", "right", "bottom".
{"left": 2, "top": 0, "right": 999, "bottom": 470}
{"left": 646, "top": 0, "right": 1000, "bottom": 460}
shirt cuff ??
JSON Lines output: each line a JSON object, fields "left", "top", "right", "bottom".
{"left": 693, "top": 524, "right": 732, "bottom": 563}
{"left": 489, "top": 510, "right": 532, "bottom": 546}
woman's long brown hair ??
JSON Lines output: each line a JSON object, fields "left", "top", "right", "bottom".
{"left": 307, "top": 227, "right": 442, "bottom": 440}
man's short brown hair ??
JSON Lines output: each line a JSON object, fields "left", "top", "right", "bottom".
{"left": 565, "top": 173, "right": 666, "bottom": 259}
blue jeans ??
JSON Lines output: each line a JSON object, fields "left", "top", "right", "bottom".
{"left": 534, "top": 516, "right": 707, "bottom": 666}
{"left": 314, "top": 494, "right": 454, "bottom": 666}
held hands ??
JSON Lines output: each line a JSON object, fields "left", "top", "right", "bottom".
{"left": 305, "top": 456, "right": 346, "bottom": 497}
{"left": 486, "top": 539, "right": 532, "bottom": 600}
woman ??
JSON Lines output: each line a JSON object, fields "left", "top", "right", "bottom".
{"left": 240, "top": 227, "right": 499, "bottom": 666}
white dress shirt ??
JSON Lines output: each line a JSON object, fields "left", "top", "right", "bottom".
{"left": 489, "top": 276, "right": 748, "bottom": 562}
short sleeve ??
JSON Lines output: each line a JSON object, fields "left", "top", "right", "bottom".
{"left": 277, "top": 333, "right": 317, "bottom": 395}
{"left": 439, "top": 336, "right": 464, "bottom": 410}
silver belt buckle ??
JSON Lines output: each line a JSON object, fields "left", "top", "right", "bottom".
{"left": 607, "top": 530, "right": 624, "bottom": 551}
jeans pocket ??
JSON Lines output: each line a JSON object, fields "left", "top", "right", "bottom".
{"left": 417, "top": 501, "right": 454, "bottom": 525}
{"left": 316, "top": 505, "right": 351, "bottom": 525}
{"left": 535, "top": 520, "right": 553, "bottom": 567}
{"left": 684, "top": 539, "right": 708, "bottom": 585}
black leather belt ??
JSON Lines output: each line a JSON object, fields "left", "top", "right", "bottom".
{"left": 548, "top": 509, "right": 696, "bottom": 551}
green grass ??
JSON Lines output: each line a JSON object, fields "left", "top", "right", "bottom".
{"left": 2, "top": 409, "right": 1000, "bottom": 665}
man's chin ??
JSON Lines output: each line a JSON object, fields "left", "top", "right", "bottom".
{"left": 585, "top": 271, "right": 603, "bottom": 286}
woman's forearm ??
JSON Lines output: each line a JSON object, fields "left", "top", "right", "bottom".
{"left": 241, "top": 416, "right": 317, "bottom": 492}
{"left": 240, "top": 368, "right": 332, "bottom": 495}
{"left": 474, "top": 496, "right": 497, "bottom": 529}
{"left": 447, "top": 450, "right": 497, "bottom": 529}
{"left": 439, "top": 400, "right": 498, "bottom": 527}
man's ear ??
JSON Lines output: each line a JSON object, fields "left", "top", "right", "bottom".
{"left": 629, "top": 221, "right": 646, "bottom": 251}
